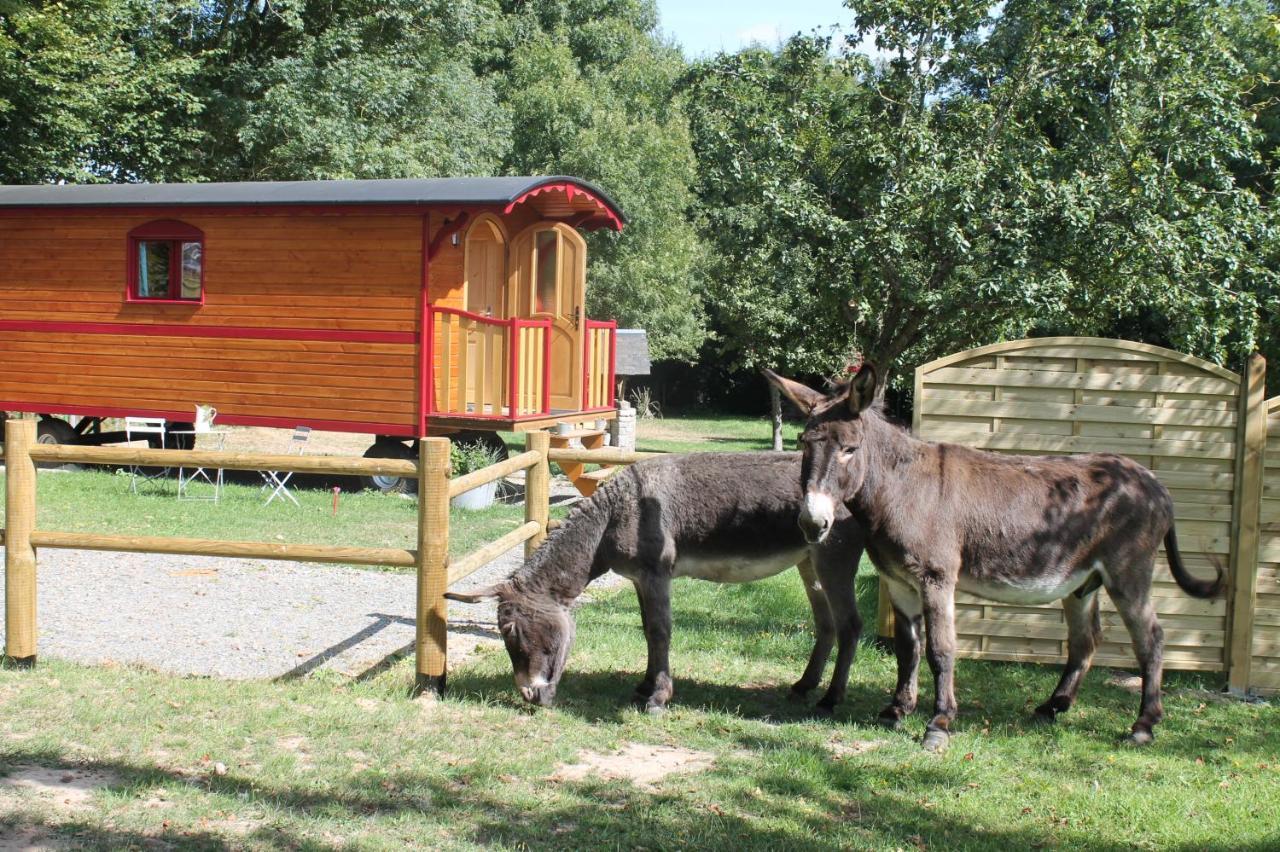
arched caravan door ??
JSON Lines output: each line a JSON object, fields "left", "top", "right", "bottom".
{"left": 510, "top": 222, "right": 585, "bottom": 412}
{"left": 463, "top": 216, "right": 508, "bottom": 411}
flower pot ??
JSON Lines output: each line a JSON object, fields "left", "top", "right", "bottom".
{"left": 450, "top": 479, "right": 498, "bottom": 510}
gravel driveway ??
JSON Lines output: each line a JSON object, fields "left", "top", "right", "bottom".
{"left": 0, "top": 476, "right": 622, "bottom": 680}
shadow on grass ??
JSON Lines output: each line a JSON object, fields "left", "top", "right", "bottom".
{"left": 4, "top": 743, "right": 1273, "bottom": 852}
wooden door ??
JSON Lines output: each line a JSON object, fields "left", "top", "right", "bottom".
{"left": 464, "top": 218, "right": 507, "bottom": 412}
{"left": 512, "top": 223, "right": 584, "bottom": 411}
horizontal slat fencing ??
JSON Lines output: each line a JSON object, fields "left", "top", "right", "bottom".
{"left": 1255, "top": 396, "right": 1280, "bottom": 693}
{"left": 914, "top": 338, "right": 1241, "bottom": 675}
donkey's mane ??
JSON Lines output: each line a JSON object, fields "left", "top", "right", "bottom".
{"left": 507, "top": 474, "right": 620, "bottom": 603}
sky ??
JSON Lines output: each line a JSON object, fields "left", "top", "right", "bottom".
{"left": 654, "top": 0, "right": 853, "bottom": 57}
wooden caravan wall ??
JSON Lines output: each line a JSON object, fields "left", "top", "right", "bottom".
{"left": 914, "top": 338, "right": 1238, "bottom": 673}
{"left": 0, "top": 211, "right": 423, "bottom": 432}
{"left": 1256, "top": 396, "right": 1280, "bottom": 694}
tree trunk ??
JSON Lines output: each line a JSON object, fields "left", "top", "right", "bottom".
{"left": 770, "top": 384, "right": 784, "bottom": 451}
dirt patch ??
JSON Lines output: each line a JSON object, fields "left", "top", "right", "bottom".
{"left": 0, "top": 765, "right": 121, "bottom": 813}
{"left": 548, "top": 743, "right": 716, "bottom": 791}
{"left": 826, "top": 737, "right": 887, "bottom": 760}
{"left": 1105, "top": 673, "right": 1143, "bottom": 693}
{"left": 274, "top": 736, "right": 314, "bottom": 770}
{"left": 0, "top": 825, "right": 64, "bottom": 851}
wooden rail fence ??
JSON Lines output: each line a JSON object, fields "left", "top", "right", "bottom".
{"left": 0, "top": 420, "right": 652, "bottom": 694}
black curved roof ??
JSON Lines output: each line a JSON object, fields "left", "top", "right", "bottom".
{"left": 0, "top": 175, "right": 626, "bottom": 223}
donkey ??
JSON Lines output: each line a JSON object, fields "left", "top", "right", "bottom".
{"left": 445, "top": 452, "right": 866, "bottom": 714}
{"left": 765, "top": 365, "right": 1223, "bottom": 751}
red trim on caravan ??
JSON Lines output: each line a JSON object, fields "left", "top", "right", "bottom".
{"left": 0, "top": 401, "right": 416, "bottom": 437}
{"left": 0, "top": 319, "right": 416, "bottom": 345}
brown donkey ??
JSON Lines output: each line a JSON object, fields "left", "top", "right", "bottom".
{"left": 766, "top": 365, "right": 1223, "bottom": 751}
{"left": 445, "top": 452, "right": 867, "bottom": 715}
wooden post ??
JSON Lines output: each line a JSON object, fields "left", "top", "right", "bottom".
{"left": 4, "top": 418, "right": 38, "bottom": 666}
{"left": 1227, "top": 353, "right": 1266, "bottom": 695}
{"left": 525, "top": 431, "right": 551, "bottom": 557}
{"left": 415, "top": 437, "right": 451, "bottom": 696}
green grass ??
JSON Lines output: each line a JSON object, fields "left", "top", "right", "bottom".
{"left": 632, "top": 414, "right": 800, "bottom": 454}
{"left": 3, "top": 416, "right": 1276, "bottom": 848}
{"left": 1, "top": 569, "right": 1276, "bottom": 850}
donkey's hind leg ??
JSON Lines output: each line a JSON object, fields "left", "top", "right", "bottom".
{"left": 1034, "top": 589, "right": 1102, "bottom": 722}
{"left": 877, "top": 577, "right": 923, "bottom": 730}
{"left": 1108, "top": 562, "right": 1165, "bottom": 745}
{"left": 811, "top": 551, "right": 862, "bottom": 715}
{"left": 790, "top": 558, "right": 836, "bottom": 701}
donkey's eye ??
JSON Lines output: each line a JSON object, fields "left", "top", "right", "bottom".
{"left": 840, "top": 445, "right": 859, "bottom": 455}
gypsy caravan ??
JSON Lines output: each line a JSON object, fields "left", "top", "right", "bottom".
{"left": 0, "top": 177, "right": 622, "bottom": 492}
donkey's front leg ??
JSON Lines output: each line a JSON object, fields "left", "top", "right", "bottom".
{"left": 633, "top": 576, "right": 674, "bottom": 714}
{"left": 919, "top": 572, "right": 959, "bottom": 753}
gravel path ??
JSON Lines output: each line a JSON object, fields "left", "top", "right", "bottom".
{"left": 0, "top": 475, "right": 623, "bottom": 680}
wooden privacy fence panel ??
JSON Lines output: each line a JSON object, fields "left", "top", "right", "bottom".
{"left": 1255, "top": 396, "right": 1280, "bottom": 693}
{"left": 915, "top": 338, "right": 1242, "bottom": 675}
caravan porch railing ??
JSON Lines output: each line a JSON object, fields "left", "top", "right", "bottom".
{"left": 428, "top": 307, "right": 550, "bottom": 420}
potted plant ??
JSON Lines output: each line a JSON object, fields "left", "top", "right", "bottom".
{"left": 449, "top": 440, "right": 504, "bottom": 510}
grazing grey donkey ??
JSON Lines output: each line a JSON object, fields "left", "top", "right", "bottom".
{"left": 445, "top": 452, "right": 867, "bottom": 714}
{"left": 766, "top": 365, "right": 1223, "bottom": 751}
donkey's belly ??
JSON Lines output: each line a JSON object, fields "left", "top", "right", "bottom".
{"left": 674, "top": 548, "right": 808, "bottom": 583}
{"left": 957, "top": 570, "right": 1096, "bottom": 606}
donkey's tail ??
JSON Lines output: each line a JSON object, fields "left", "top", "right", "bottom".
{"left": 1165, "top": 526, "right": 1224, "bottom": 599}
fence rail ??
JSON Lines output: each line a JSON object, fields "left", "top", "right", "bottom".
{"left": 1, "top": 421, "right": 656, "bottom": 694}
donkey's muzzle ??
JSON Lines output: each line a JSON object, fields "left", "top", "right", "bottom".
{"left": 519, "top": 684, "right": 556, "bottom": 707}
{"left": 799, "top": 492, "right": 836, "bottom": 544}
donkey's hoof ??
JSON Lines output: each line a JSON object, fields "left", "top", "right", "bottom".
{"left": 877, "top": 712, "right": 904, "bottom": 731}
{"left": 809, "top": 703, "right": 836, "bottom": 720}
{"left": 1031, "top": 707, "right": 1058, "bottom": 725}
{"left": 921, "top": 729, "right": 950, "bottom": 753}
{"left": 1123, "top": 729, "right": 1153, "bottom": 747}
{"left": 644, "top": 702, "right": 669, "bottom": 717}
{"left": 788, "top": 685, "right": 814, "bottom": 704}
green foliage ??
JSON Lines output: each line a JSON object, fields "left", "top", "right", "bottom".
{"left": 689, "top": 2, "right": 1279, "bottom": 383}
{"left": 0, "top": 0, "right": 203, "bottom": 183}
{"left": 491, "top": 1, "right": 707, "bottom": 360}
{"left": 449, "top": 439, "right": 502, "bottom": 476}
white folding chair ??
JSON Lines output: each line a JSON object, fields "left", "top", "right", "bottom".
{"left": 261, "top": 426, "right": 311, "bottom": 506}
{"left": 125, "top": 416, "right": 168, "bottom": 494}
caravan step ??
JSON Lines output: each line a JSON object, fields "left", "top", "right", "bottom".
{"left": 550, "top": 428, "right": 607, "bottom": 442}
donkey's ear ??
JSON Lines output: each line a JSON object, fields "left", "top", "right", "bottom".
{"left": 763, "top": 369, "right": 824, "bottom": 415}
{"left": 847, "top": 363, "right": 878, "bottom": 415}
{"left": 444, "top": 583, "right": 506, "bottom": 604}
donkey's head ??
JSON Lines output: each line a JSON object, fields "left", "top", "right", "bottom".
{"left": 444, "top": 584, "right": 575, "bottom": 706}
{"left": 764, "top": 364, "right": 878, "bottom": 544}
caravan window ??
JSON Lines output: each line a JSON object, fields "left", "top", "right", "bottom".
{"left": 127, "top": 220, "right": 204, "bottom": 304}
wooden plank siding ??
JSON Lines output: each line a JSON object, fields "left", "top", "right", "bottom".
{"left": 1252, "top": 396, "right": 1280, "bottom": 694}
{"left": 0, "top": 210, "right": 426, "bottom": 433}
{"left": 914, "top": 338, "right": 1240, "bottom": 673}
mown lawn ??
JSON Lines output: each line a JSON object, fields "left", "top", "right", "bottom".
{"left": 2, "top": 417, "right": 1277, "bottom": 849}
{"left": 1, "top": 569, "right": 1277, "bottom": 850}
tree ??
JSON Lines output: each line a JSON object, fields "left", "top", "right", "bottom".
{"left": 689, "top": 1, "right": 1277, "bottom": 393}
{"left": 487, "top": 0, "right": 706, "bottom": 361}
{"left": 0, "top": 0, "right": 202, "bottom": 183}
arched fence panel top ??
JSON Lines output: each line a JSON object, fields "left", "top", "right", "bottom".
{"left": 915, "top": 336, "right": 1240, "bottom": 383}
{"left": 912, "top": 337, "right": 1257, "bottom": 685}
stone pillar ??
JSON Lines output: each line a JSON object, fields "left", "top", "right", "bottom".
{"left": 609, "top": 400, "right": 636, "bottom": 452}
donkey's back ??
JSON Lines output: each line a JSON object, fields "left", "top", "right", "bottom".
{"left": 595, "top": 452, "right": 816, "bottom": 582}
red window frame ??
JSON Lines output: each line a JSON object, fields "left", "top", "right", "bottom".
{"left": 126, "top": 219, "right": 205, "bottom": 305}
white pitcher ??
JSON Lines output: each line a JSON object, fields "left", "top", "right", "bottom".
{"left": 194, "top": 404, "right": 217, "bottom": 433}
